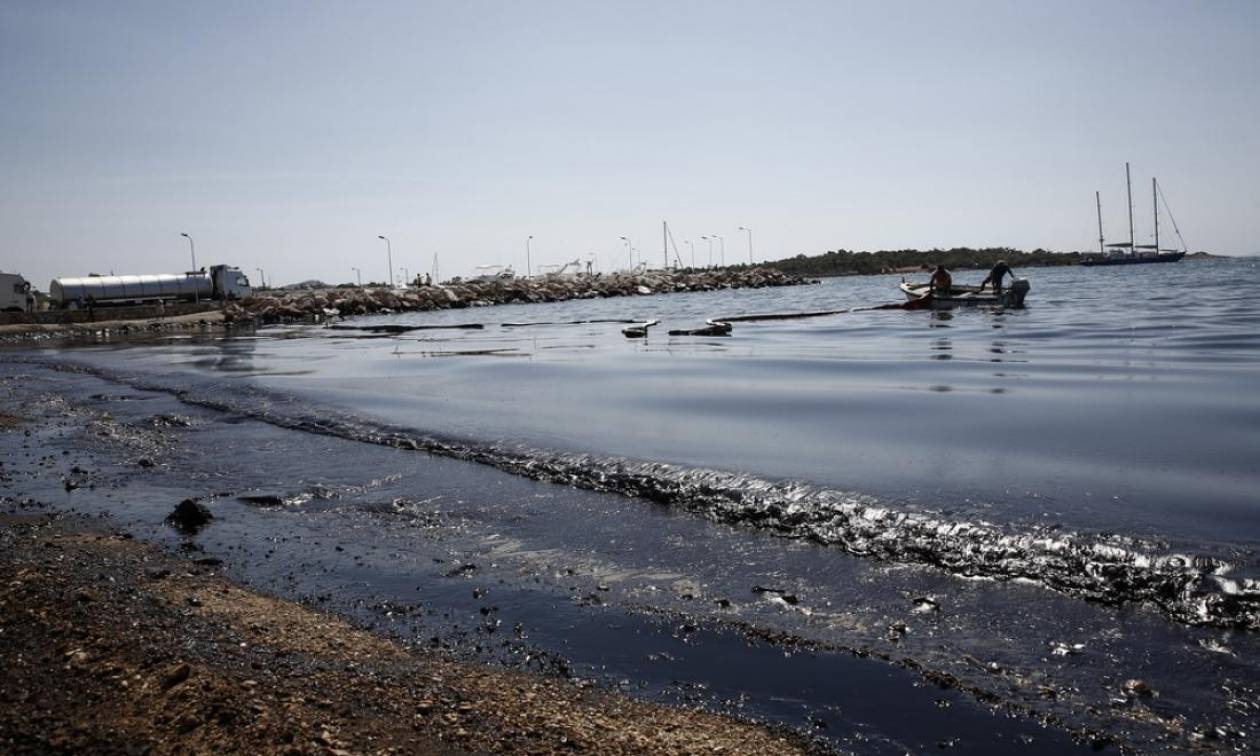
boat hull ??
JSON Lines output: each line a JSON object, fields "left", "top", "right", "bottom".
{"left": 899, "top": 280, "right": 1029, "bottom": 309}
{"left": 1080, "top": 252, "right": 1185, "bottom": 267}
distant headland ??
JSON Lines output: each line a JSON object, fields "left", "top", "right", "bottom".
{"left": 761, "top": 247, "right": 1222, "bottom": 277}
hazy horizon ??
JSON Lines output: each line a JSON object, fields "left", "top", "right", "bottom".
{"left": 3, "top": 1, "right": 1258, "bottom": 287}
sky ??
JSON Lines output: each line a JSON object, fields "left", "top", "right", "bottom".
{"left": 1, "top": 0, "right": 1258, "bottom": 287}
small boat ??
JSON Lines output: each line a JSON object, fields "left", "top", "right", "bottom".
{"left": 899, "top": 279, "right": 1030, "bottom": 309}
{"left": 1082, "top": 164, "right": 1187, "bottom": 267}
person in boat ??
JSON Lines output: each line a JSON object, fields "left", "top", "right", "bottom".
{"left": 979, "top": 260, "right": 1014, "bottom": 292}
{"left": 929, "top": 265, "right": 952, "bottom": 293}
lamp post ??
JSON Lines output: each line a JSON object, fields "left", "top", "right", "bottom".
{"left": 377, "top": 235, "right": 393, "bottom": 289}
{"left": 255, "top": 268, "right": 266, "bottom": 290}
{"left": 618, "top": 236, "right": 632, "bottom": 271}
{"left": 738, "top": 226, "right": 753, "bottom": 265}
{"left": 685, "top": 240, "right": 695, "bottom": 269}
{"left": 526, "top": 235, "right": 534, "bottom": 278}
{"left": 179, "top": 233, "right": 197, "bottom": 271}
{"left": 351, "top": 267, "right": 361, "bottom": 287}
{"left": 179, "top": 233, "right": 199, "bottom": 303}
{"left": 701, "top": 236, "right": 714, "bottom": 268}
{"left": 714, "top": 235, "right": 725, "bottom": 267}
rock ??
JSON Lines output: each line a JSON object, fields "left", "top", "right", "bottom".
{"left": 911, "top": 596, "right": 940, "bottom": 613}
{"left": 166, "top": 499, "right": 213, "bottom": 535}
{"left": 241, "top": 268, "right": 813, "bottom": 323}
{"left": 237, "top": 492, "right": 286, "bottom": 507}
{"left": 1122, "top": 679, "right": 1156, "bottom": 698}
{"left": 161, "top": 662, "right": 192, "bottom": 691}
{"left": 1050, "top": 641, "right": 1084, "bottom": 657}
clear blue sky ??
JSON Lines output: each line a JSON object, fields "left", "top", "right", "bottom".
{"left": 2, "top": 0, "right": 1257, "bottom": 287}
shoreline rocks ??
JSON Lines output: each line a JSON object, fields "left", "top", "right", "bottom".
{"left": 235, "top": 268, "right": 814, "bottom": 324}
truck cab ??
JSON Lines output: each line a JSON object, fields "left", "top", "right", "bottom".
{"left": 210, "top": 265, "right": 254, "bottom": 300}
{"left": 0, "top": 272, "right": 35, "bottom": 312}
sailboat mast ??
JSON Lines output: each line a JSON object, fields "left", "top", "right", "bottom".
{"left": 1152, "top": 178, "right": 1160, "bottom": 253}
{"left": 1126, "top": 162, "right": 1135, "bottom": 255}
{"left": 663, "top": 221, "right": 669, "bottom": 270}
{"left": 1096, "top": 191, "right": 1105, "bottom": 255}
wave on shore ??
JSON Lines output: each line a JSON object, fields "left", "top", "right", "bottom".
{"left": 34, "top": 356, "right": 1260, "bottom": 632}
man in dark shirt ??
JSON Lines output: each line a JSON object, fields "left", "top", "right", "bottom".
{"left": 980, "top": 261, "right": 1014, "bottom": 292}
{"left": 929, "top": 265, "right": 952, "bottom": 292}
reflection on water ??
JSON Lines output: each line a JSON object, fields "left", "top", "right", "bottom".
{"left": 182, "top": 337, "right": 258, "bottom": 373}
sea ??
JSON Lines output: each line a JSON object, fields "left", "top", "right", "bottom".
{"left": 6, "top": 257, "right": 1259, "bottom": 753}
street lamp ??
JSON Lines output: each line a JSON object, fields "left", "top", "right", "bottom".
{"left": 179, "top": 232, "right": 199, "bottom": 303}
{"left": 685, "top": 240, "right": 695, "bottom": 269}
{"left": 179, "top": 233, "right": 197, "bottom": 271}
{"left": 618, "top": 236, "right": 632, "bottom": 271}
{"left": 255, "top": 268, "right": 265, "bottom": 289}
{"left": 701, "top": 236, "right": 714, "bottom": 268}
{"left": 377, "top": 235, "right": 393, "bottom": 289}
{"left": 526, "top": 235, "right": 534, "bottom": 278}
{"left": 738, "top": 226, "right": 753, "bottom": 265}
{"left": 351, "top": 267, "right": 361, "bottom": 287}
{"left": 713, "top": 235, "right": 725, "bottom": 267}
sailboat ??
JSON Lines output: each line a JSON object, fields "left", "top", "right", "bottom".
{"left": 1081, "top": 163, "right": 1187, "bottom": 266}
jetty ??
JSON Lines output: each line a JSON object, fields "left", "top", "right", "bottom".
{"left": 231, "top": 267, "right": 812, "bottom": 324}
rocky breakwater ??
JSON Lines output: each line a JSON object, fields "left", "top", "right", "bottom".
{"left": 229, "top": 268, "right": 813, "bottom": 323}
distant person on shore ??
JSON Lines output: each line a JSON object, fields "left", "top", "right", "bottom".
{"left": 979, "top": 261, "right": 1014, "bottom": 292}
{"left": 929, "top": 265, "right": 952, "bottom": 292}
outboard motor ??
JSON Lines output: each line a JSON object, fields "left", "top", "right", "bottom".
{"left": 1008, "top": 278, "right": 1030, "bottom": 308}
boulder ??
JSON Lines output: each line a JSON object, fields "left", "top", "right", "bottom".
{"left": 166, "top": 498, "right": 213, "bottom": 535}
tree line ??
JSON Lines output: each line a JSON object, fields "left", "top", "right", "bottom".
{"left": 759, "top": 247, "right": 1084, "bottom": 277}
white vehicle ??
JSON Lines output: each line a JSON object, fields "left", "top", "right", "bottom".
{"left": 0, "top": 272, "right": 36, "bottom": 312}
{"left": 470, "top": 264, "right": 516, "bottom": 282}
{"left": 50, "top": 264, "right": 253, "bottom": 309}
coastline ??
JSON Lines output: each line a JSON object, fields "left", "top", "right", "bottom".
{"left": 0, "top": 355, "right": 1105, "bottom": 754}
{"left": 0, "top": 267, "right": 809, "bottom": 342}
{"left": 0, "top": 511, "right": 821, "bottom": 755}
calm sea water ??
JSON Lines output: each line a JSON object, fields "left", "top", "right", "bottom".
{"left": 20, "top": 257, "right": 1260, "bottom": 749}
{"left": 70, "top": 258, "right": 1260, "bottom": 551}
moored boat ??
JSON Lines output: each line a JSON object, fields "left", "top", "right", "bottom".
{"left": 899, "top": 279, "right": 1030, "bottom": 309}
{"left": 1082, "top": 164, "right": 1188, "bottom": 267}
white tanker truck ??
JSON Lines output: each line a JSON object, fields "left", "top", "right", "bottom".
{"left": 49, "top": 264, "right": 253, "bottom": 309}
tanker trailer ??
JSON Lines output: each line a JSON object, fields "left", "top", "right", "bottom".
{"left": 49, "top": 264, "right": 252, "bottom": 309}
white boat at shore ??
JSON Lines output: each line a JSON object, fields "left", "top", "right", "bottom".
{"left": 898, "top": 279, "right": 1030, "bottom": 309}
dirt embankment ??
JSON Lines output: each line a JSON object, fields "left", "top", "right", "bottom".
{"left": 0, "top": 513, "right": 821, "bottom": 755}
